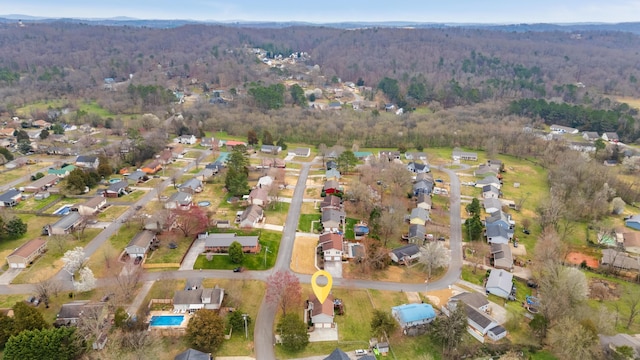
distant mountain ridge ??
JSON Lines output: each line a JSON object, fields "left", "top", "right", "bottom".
{"left": 1, "top": 14, "right": 640, "bottom": 34}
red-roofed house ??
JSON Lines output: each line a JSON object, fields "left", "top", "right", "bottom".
{"left": 305, "top": 294, "right": 335, "bottom": 329}
{"left": 318, "top": 233, "right": 343, "bottom": 262}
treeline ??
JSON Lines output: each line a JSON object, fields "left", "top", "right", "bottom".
{"left": 508, "top": 98, "right": 639, "bottom": 142}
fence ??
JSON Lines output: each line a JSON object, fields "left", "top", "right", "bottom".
{"left": 143, "top": 263, "right": 180, "bottom": 269}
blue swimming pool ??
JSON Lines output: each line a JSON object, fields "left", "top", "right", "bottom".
{"left": 149, "top": 315, "right": 184, "bottom": 327}
{"left": 108, "top": 178, "right": 121, "bottom": 184}
{"left": 53, "top": 205, "right": 73, "bottom": 215}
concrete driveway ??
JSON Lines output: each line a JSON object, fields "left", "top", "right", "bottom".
{"left": 0, "top": 268, "right": 23, "bottom": 285}
{"left": 180, "top": 238, "right": 204, "bottom": 270}
{"left": 308, "top": 326, "right": 339, "bottom": 342}
{"left": 323, "top": 261, "right": 343, "bottom": 278}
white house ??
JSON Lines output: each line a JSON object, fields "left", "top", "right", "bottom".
{"left": 124, "top": 230, "right": 156, "bottom": 259}
{"left": 485, "top": 269, "right": 513, "bottom": 299}
{"left": 486, "top": 224, "right": 510, "bottom": 245}
{"left": 389, "top": 244, "right": 421, "bottom": 264}
{"left": 175, "top": 134, "right": 197, "bottom": 145}
{"left": 482, "top": 185, "right": 500, "bottom": 199}
{"left": 483, "top": 198, "right": 502, "bottom": 214}
{"left": 173, "top": 286, "right": 224, "bottom": 311}
{"left": 550, "top": 124, "right": 578, "bottom": 134}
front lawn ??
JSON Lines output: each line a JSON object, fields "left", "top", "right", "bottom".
{"left": 145, "top": 233, "right": 193, "bottom": 265}
{"left": 193, "top": 231, "right": 280, "bottom": 270}
{"left": 298, "top": 214, "right": 321, "bottom": 232}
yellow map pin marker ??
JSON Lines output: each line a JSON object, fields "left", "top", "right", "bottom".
{"left": 311, "top": 270, "right": 333, "bottom": 304}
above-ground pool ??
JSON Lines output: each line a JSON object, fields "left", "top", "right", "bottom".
{"left": 108, "top": 178, "right": 122, "bottom": 184}
{"left": 149, "top": 315, "right": 184, "bottom": 327}
{"left": 53, "top": 205, "right": 74, "bottom": 216}
{"left": 197, "top": 201, "right": 211, "bottom": 207}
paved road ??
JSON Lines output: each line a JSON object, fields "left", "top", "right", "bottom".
{"left": 254, "top": 162, "right": 311, "bottom": 360}
{"left": 0, "top": 159, "right": 73, "bottom": 192}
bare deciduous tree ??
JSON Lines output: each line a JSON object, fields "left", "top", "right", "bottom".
{"left": 32, "top": 277, "right": 62, "bottom": 308}
{"left": 115, "top": 264, "right": 142, "bottom": 303}
{"left": 419, "top": 242, "right": 450, "bottom": 279}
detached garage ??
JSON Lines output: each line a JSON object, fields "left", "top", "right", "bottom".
{"left": 6, "top": 239, "right": 47, "bottom": 269}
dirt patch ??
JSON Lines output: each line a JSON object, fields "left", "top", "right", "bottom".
{"left": 566, "top": 251, "right": 599, "bottom": 268}
{"left": 589, "top": 278, "right": 620, "bottom": 301}
{"left": 425, "top": 288, "right": 454, "bottom": 307}
{"left": 291, "top": 235, "right": 319, "bottom": 274}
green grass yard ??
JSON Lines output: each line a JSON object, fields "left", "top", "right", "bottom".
{"left": 193, "top": 230, "right": 280, "bottom": 270}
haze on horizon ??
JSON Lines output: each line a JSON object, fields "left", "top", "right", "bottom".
{"left": 4, "top": 0, "right": 640, "bottom": 24}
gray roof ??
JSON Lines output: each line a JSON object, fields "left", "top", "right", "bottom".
{"left": 240, "top": 204, "right": 263, "bottom": 224}
{"left": 0, "top": 189, "right": 21, "bottom": 202}
{"left": 602, "top": 249, "right": 640, "bottom": 271}
{"left": 482, "top": 185, "right": 500, "bottom": 194}
{"left": 483, "top": 198, "right": 502, "bottom": 211}
{"left": 175, "top": 348, "right": 211, "bottom": 360}
{"left": 76, "top": 155, "right": 97, "bottom": 163}
{"left": 486, "top": 224, "right": 510, "bottom": 239}
{"left": 184, "top": 278, "right": 203, "bottom": 291}
{"left": 324, "top": 349, "right": 350, "bottom": 360}
{"left": 323, "top": 180, "right": 340, "bottom": 191}
{"left": 477, "top": 176, "right": 500, "bottom": 186}
{"left": 179, "top": 178, "right": 203, "bottom": 191}
{"left": 465, "top": 304, "right": 495, "bottom": 330}
{"left": 127, "top": 170, "right": 147, "bottom": 181}
{"left": 416, "top": 193, "right": 432, "bottom": 206}
{"left": 322, "top": 208, "right": 345, "bottom": 223}
{"left": 449, "top": 292, "right": 489, "bottom": 310}
{"left": 173, "top": 288, "right": 223, "bottom": 306}
{"left": 52, "top": 212, "right": 81, "bottom": 230}
{"left": 410, "top": 207, "right": 429, "bottom": 221}
{"left": 489, "top": 325, "right": 507, "bottom": 336}
{"left": 108, "top": 179, "right": 128, "bottom": 192}
{"left": 408, "top": 224, "right": 426, "bottom": 239}
{"left": 26, "top": 174, "right": 58, "bottom": 190}
{"left": 169, "top": 191, "right": 192, "bottom": 205}
{"left": 491, "top": 243, "right": 513, "bottom": 269}
{"left": 204, "top": 233, "right": 259, "bottom": 248}
{"left": 391, "top": 244, "right": 420, "bottom": 258}
{"left": 127, "top": 230, "right": 155, "bottom": 249}
{"left": 486, "top": 269, "right": 513, "bottom": 294}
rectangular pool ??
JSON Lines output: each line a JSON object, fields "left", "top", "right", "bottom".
{"left": 149, "top": 315, "right": 184, "bottom": 327}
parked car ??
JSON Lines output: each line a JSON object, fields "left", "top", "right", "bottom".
{"left": 134, "top": 256, "right": 143, "bottom": 265}
{"left": 355, "top": 349, "right": 368, "bottom": 356}
{"left": 522, "top": 229, "right": 530, "bottom": 235}
{"left": 233, "top": 267, "right": 245, "bottom": 273}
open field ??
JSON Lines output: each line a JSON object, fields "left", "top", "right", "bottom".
{"left": 290, "top": 235, "right": 318, "bottom": 274}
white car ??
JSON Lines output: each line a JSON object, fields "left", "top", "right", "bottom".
{"left": 354, "top": 349, "right": 368, "bottom": 356}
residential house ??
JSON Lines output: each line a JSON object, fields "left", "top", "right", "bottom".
{"left": 406, "top": 224, "right": 427, "bottom": 245}
{"left": 378, "top": 151, "right": 401, "bottom": 161}
{"left": 475, "top": 164, "right": 500, "bottom": 177}
{"left": 323, "top": 180, "right": 341, "bottom": 195}
{"left": 583, "top": 132, "right": 600, "bottom": 141}
{"left": 0, "top": 128, "right": 15, "bottom": 137}
{"left": 603, "top": 132, "right": 620, "bottom": 142}
{"left": 257, "top": 175, "right": 273, "bottom": 188}
{"left": 447, "top": 292, "right": 490, "bottom": 313}
{"left": 35, "top": 192, "right": 52, "bottom": 200}
{"left": 0, "top": 189, "right": 22, "bottom": 207}
{"left": 238, "top": 205, "right": 264, "bottom": 228}
{"left": 322, "top": 208, "right": 345, "bottom": 232}
{"left": 324, "top": 349, "right": 373, "bottom": 360}
{"left": 288, "top": 147, "right": 311, "bottom": 157}
{"left": 261, "top": 158, "right": 286, "bottom": 168}
{"left": 224, "top": 140, "right": 247, "bottom": 148}
{"left": 452, "top": 148, "right": 478, "bottom": 161}
{"left": 200, "top": 137, "right": 220, "bottom": 149}
{"left": 47, "top": 212, "right": 83, "bottom": 235}
{"left": 485, "top": 269, "right": 514, "bottom": 299}
{"left": 203, "top": 233, "right": 260, "bottom": 253}
{"left": 486, "top": 224, "right": 511, "bottom": 245}
{"left": 175, "top": 348, "right": 212, "bottom": 360}
{"left": 485, "top": 210, "right": 515, "bottom": 231}
{"left": 141, "top": 160, "right": 163, "bottom": 175}
{"left": 319, "top": 232, "right": 343, "bottom": 262}
{"left": 175, "top": 134, "right": 197, "bottom": 145}
{"left": 260, "top": 144, "right": 282, "bottom": 154}
{"left": 389, "top": 244, "right": 421, "bottom": 264}
{"left": 24, "top": 174, "right": 58, "bottom": 193}
{"left": 173, "top": 286, "right": 224, "bottom": 311}
{"left": 326, "top": 160, "right": 337, "bottom": 170}
{"left": 325, "top": 168, "right": 341, "bottom": 182}
{"left": 249, "top": 187, "right": 269, "bottom": 207}
{"left": 465, "top": 304, "right": 500, "bottom": 340}
{"left": 125, "top": 230, "right": 156, "bottom": 258}
{"left": 77, "top": 196, "right": 107, "bottom": 216}
{"left": 413, "top": 180, "right": 434, "bottom": 196}
{"left": 490, "top": 243, "right": 513, "bottom": 270}
{"left": 6, "top": 238, "right": 47, "bottom": 268}
{"left": 164, "top": 192, "right": 193, "bottom": 210}
{"left": 48, "top": 164, "right": 76, "bottom": 178}
{"left": 475, "top": 176, "right": 501, "bottom": 189}
{"left": 306, "top": 294, "right": 335, "bottom": 329}
{"left": 550, "top": 124, "right": 579, "bottom": 134}
{"left": 126, "top": 170, "right": 148, "bottom": 184}
{"left": 416, "top": 172, "right": 433, "bottom": 183}
{"left": 103, "top": 180, "right": 129, "bottom": 198}
{"left": 391, "top": 303, "right": 436, "bottom": 330}
{"left": 179, "top": 178, "right": 203, "bottom": 194}
{"left": 601, "top": 249, "right": 640, "bottom": 271}
{"left": 75, "top": 155, "right": 99, "bottom": 169}
{"left": 409, "top": 207, "right": 430, "bottom": 226}
{"left": 407, "top": 162, "right": 430, "bottom": 174}
{"left": 26, "top": 129, "right": 41, "bottom": 139}
{"left": 169, "top": 144, "right": 185, "bottom": 159}
{"left": 615, "top": 229, "right": 640, "bottom": 254}
{"left": 54, "top": 301, "right": 106, "bottom": 327}
{"left": 405, "top": 152, "right": 427, "bottom": 161}
{"left": 483, "top": 198, "right": 502, "bottom": 214}
{"left": 416, "top": 193, "right": 432, "bottom": 211}
{"left": 482, "top": 185, "right": 500, "bottom": 199}
{"left": 320, "top": 195, "right": 342, "bottom": 212}
{"left": 626, "top": 215, "right": 640, "bottom": 230}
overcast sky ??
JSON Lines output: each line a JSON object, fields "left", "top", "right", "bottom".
{"left": 4, "top": 0, "right": 640, "bottom": 23}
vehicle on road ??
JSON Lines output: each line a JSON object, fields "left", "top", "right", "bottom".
{"left": 233, "top": 267, "right": 245, "bottom": 273}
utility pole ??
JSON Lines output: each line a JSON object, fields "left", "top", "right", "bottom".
{"left": 264, "top": 246, "right": 270, "bottom": 268}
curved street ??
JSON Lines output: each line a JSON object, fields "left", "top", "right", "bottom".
{"left": 0, "top": 155, "right": 466, "bottom": 360}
